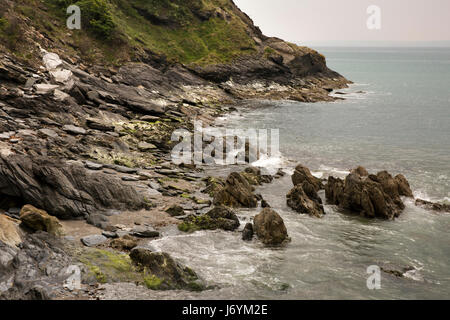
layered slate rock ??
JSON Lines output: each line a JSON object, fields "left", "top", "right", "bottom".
{"left": 286, "top": 181, "right": 325, "bottom": 218}
{"left": 325, "top": 167, "right": 413, "bottom": 219}
{"left": 0, "top": 155, "right": 148, "bottom": 219}
{"left": 253, "top": 208, "right": 289, "bottom": 245}
{"left": 130, "top": 247, "right": 204, "bottom": 291}
{"left": 213, "top": 172, "right": 258, "bottom": 208}
{"left": 291, "top": 164, "right": 323, "bottom": 191}
{"left": 179, "top": 206, "right": 240, "bottom": 232}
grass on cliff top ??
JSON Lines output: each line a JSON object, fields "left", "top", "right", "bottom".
{"left": 8, "top": 0, "right": 257, "bottom": 66}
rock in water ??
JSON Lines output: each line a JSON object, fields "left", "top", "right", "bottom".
{"left": 325, "top": 167, "right": 411, "bottom": 219}
{"left": 0, "top": 214, "right": 22, "bottom": 247}
{"left": 242, "top": 223, "right": 254, "bottom": 241}
{"left": 291, "top": 164, "right": 323, "bottom": 191}
{"left": 178, "top": 206, "right": 240, "bottom": 232}
{"left": 130, "top": 247, "right": 204, "bottom": 291}
{"left": 286, "top": 181, "right": 325, "bottom": 217}
{"left": 394, "top": 174, "right": 414, "bottom": 198}
{"left": 19, "top": 205, "right": 64, "bottom": 236}
{"left": 253, "top": 208, "right": 289, "bottom": 245}
{"left": 213, "top": 172, "right": 258, "bottom": 208}
{"left": 415, "top": 199, "right": 450, "bottom": 213}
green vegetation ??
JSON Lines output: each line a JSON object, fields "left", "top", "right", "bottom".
{"left": 178, "top": 214, "right": 215, "bottom": 232}
{"left": 77, "top": 248, "right": 166, "bottom": 290}
{"left": 12, "top": 0, "right": 258, "bottom": 65}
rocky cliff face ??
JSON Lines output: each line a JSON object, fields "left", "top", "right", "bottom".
{"left": 0, "top": 1, "right": 350, "bottom": 299}
{"left": 0, "top": 0, "right": 348, "bottom": 89}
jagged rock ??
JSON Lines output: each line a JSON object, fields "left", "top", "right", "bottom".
{"left": 213, "top": 172, "right": 258, "bottom": 208}
{"left": 291, "top": 164, "right": 322, "bottom": 191}
{"left": 0, "top": 155, "right": 148, "bottom": 219}
{"left": 86, "top": 118, "right": 115, "bottom": 132}
{"left": 242, "top": 223, "right": 254, "bottom": 241}
{"left": 19, "top": 205, "right": 64, "bottom": 236}
{"left": 0, "top": 214, "right": 21, "bottom": 247}
{"left": 62, "top": 125, "right": 86, "bottom": 135}
{"left": 253, "top": 208, "right": 289, "bottom": 245}
{"left": 241, "top": 167, "right": 273, "bottom": 185}
{"left": 129, "top": 247, "right": 204, "bottom": 291}
{"left": 395, "top": 174, "right": 414, "bottom": 198}
{"left": 201, "top": 176, "right": 225, "bottom": 197}
{"left": 178, "top": 206, "right": 240, "bottom": 232}
{"left": 325, "top": 167, "right": 410, "bottom": 219}
{"left": 81, "top": 234, "right": 108, "bottom": 247}
{"left": 165, "top": 204, "right": 185, "bottom": 217}
{"left": 415, "top": 199, "right": 450, "bottom": 213}
{"left": 286, "top": 181, "right": 325, "bottom": 217}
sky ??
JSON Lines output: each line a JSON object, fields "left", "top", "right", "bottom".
{"left": 233, "top": 0, "right": 450, "bottom": 46}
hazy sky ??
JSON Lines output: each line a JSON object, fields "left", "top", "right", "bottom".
{"left": 234, "top": 0, "right": 450, "bottom": 45}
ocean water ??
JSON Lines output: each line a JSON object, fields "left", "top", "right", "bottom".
{"left": 141, "top": 48, "right": 450, "bottom": 300}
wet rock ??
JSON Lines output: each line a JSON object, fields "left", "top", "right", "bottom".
{"left": 81, "top": 234, "right": 108, "bottom": 247}
{"left": 165, "top": 204, "right": 185, "bottom": 217}
{"left": 213, "top": 172, "right": 258, "bottom": 208}
{"left": 395, "top": 174, "right": 414, "bottom": 198}
{"left": 19, "top": 205, "right": 64, "bottom": 236}
{"left": 242, "top": 223, "right": 254, "bottom": 241}
{"left": 253, "top": 208, "right": 289, "bottom": 245}
{"left": 286, "top": 181, "right": 325, "bottom": 217}
{"left": 178, "top": 206, "right": 240, "bottom": 232}
{"left": 241, "top": 167, "right": 273, "bottom": 186}
{"left": 62, "top": 125, "right": 87, "bottom": 135}
{"left": 202, "top": 176, "right": 225, "bottom": 197}
{"left": 325, "top": 167, "right": 409, "bottom": 219}
{"left": 261, "top": 198, "right": 271, "bottom": 208}
{"left": 121, "top": 176, "right": 140, "bottom": 182}
{"left": 415, "top": 199, "right": 450, "bottom": 213}
{"left": 129, "top": 248, "right": 204, "bottom": 291}
{"left": 291, "top": 164, "right": 322, "bottom": 191}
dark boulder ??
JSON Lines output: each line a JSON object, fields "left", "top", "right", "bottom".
{"left": 291, "top": 164, "right": 322, "bottom": 191}
{"left": 130, "top": 247, "right": 204, "bottom": 291}
{"left": 242, "top": 223, "right": 254, "bottom": 241}
{"left": 213, "top": 172, "right": 258, "bottom": 208}
{"left": 253, "top": 208, "right": 289, "bottom": 245}
{"left": 178, "top": 206, "right": 240, "bottom": 232}
{"left": 325, "top": 167, "right": 411, "bottom": 219}
{"left": 286, "top": 181, "right": 325, "bottom": 217}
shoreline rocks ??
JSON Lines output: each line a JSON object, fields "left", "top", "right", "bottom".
{"left": 253, "top": 208, "right": 289, "bottom": 245}
{"left": 415, "top": 199, "right": 450, "bottom": 213}
{"left": 325, "top": 167, "right": 412, "bottom": 220}
{"left": 287, "top": 181, "right": 325, "bottom": 218}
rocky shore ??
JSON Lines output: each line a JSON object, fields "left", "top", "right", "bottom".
{"left": 2, "top": 0, "right": 444, "bottom": 301}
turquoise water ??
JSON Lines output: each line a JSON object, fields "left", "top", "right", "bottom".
{"left": 147, "top": 48, "right": 450, "bottom": 300}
